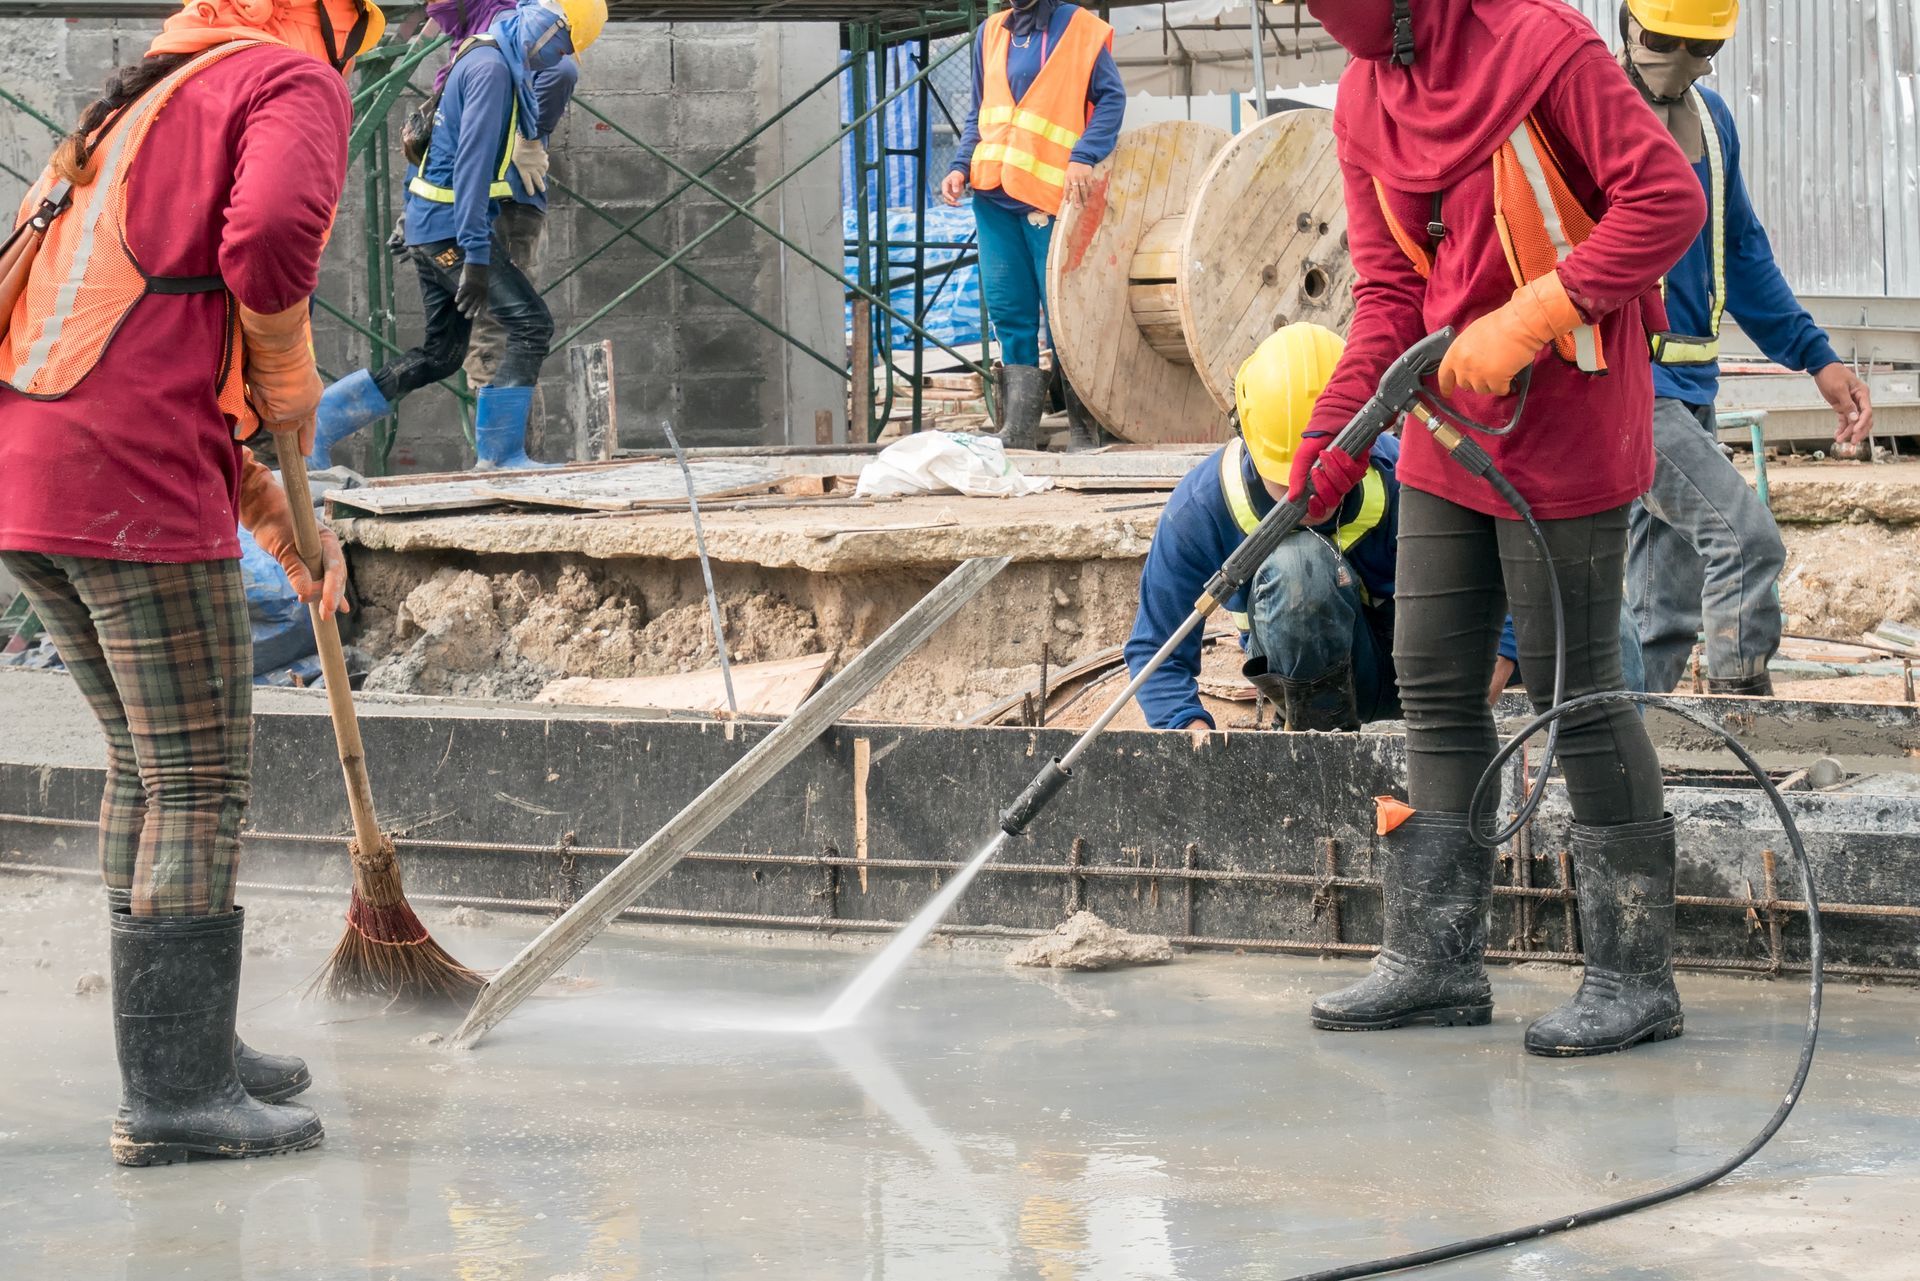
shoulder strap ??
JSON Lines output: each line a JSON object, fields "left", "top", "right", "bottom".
{"left": 1372, "top": 179, "right": 1432, "bottom": 280}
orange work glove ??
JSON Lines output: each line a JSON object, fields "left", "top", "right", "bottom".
{"left": 238, "top": 302, "right": 325, "bottom": 457}
{"left": 1436, "top": 273, "right": 1586, "bottom": 397}
{"left": 237, "top": 451, "right": 349, "bottom": 621}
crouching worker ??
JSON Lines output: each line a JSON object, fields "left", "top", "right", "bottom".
{"left": 1125, "top": 323, "right": 1400, "bottom": 732}
{"left": 309, "top": 0, "right": 605, "bottom": 471}
{"left": 0, "top": 0, "right": 369, "bottom": 1163}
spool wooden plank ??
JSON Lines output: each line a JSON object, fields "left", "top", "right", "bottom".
{"left": 1179, "top": 109, "right": 1355, "bottom": 413}
{"left": 1048, "top": 121, "right": 1229, "bottom": 445}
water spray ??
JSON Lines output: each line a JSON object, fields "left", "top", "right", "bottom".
{"left": 822, "top": 330, "right": 1826, "bottom": 1280}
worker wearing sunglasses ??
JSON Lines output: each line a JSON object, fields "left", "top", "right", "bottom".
{"left": 1616, "top": 0, "right": 1874, "bottom": 702}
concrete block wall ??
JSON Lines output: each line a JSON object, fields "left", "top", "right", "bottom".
{"left": 0, "top": 18, "right": 849, "bottom": 474}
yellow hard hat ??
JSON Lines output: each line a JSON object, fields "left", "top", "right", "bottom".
{"left": 1233, "top": 322, "right": 1346, "bottom": 485}
{"left": 1627, "top": 0, "right": 1739, "bottom": 41}
{"left": 556, "top": 0, "right": 607, "bottom": 54}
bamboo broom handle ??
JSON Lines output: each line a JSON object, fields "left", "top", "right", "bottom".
{"left": 271, "top": 430, "right": 384, "bottom": 859}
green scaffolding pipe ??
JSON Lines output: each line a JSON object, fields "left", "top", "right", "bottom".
{"left": 556, "top": 35, "right": 981, "bottom": 369}
{"left": 0, "top": 85, "right": 60, "bottom": 136}
{"left": 542, "top": 52, "right": 857, "bottom": 298}
{"left": 548, "top": 175, "right": 843, "bottom": 377}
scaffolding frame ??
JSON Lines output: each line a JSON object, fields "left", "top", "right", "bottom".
{"left": 0, "top": 5, "right": 1009, "bottom": 467}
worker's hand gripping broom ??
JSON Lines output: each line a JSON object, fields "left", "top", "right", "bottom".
{"left": 272, "top": 431, "right": 485, "bottom": 1004}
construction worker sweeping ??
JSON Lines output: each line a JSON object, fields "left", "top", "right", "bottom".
{"left": 1297, "top": 0, "right": 1707, "bottom": 1055}
{"left": 308, "top": 0, "right": 604, "bottom": 472}
{"left": 1615, "top": 0, "right": 1874, "bottom": 697}
{"left": 1125, "top": 323, "right": 1402, "bottom": 732}
{"left": 942, "top": 0, "right": 1125, "bottom": 452}
{"left": 0, "top": 0, "right": 375, "bottom": 1162}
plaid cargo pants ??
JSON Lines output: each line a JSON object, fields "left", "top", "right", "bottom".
{"left": 2, "top": 552, "right": 252, "bottom": 917}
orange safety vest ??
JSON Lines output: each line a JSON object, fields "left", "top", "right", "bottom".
{"left": 969, "top": 7, "right": 1113, "bottom": 217}
{"left": 1, "top": 41, "right": 257, "bottom": 434}
{"left": 1373, "top": 116, "right": 1606, "bottom": 374}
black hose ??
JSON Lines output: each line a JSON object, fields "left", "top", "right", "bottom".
{"left": 1285, "top": 455, "right": 1825, "bottom": 1281}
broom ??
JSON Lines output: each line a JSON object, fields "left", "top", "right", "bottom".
{"left": 272, "top": 428, "right": 485, "bottom": 1005}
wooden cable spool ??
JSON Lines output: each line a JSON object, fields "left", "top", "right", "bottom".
{"left": 1047, "top": 110, "right": 1354, "bottom": 444}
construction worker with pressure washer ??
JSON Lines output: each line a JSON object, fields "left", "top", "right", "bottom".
{"left": 1296, "top": 0, "right": 1706, "bottom": 1057}
{"left": 0, "top": 0, "right": 374, "bottom": 1164}
{"left": 1125, "top": 323, "right": 1401, "bottom": 733}
{"left": 1615, "top": 0, "right": 1874, "bottom": 697}
{"left": 308, "top": 0, "right": 605, "bottom": 473}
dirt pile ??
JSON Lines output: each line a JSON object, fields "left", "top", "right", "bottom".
{"left": 1007, "top": 911, "right": 1173, "bottom": 970}
{"left": 364, "top": 566, "right": 824, "bottom": 700}
{"left": 1780, "top": 523, "right": 1920, "bottom": 637}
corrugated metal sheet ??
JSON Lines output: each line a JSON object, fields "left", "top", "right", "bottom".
{"left": 1563, "top": 0, "right": 1920, "bottom": 298}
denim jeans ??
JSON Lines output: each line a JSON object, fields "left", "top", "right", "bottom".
{"left": 973, "top": 195, "right": 1052, "bottom": 368}
{"left": 1244, "top": 530, "right": 1401, "bottom": 723}
{"left": 375, "top": 229, "right": 554, "bottom": 402}
{"left": 1628, "top": 398, "right": 1786, "bottom": 692}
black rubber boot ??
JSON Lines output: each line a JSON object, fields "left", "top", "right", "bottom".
{"left": 1279, "top": 660, "right": 1362, "bottom": 732}
{"left": 997, "top": 364, "right": 1046, "bottom": 451}
{"left": 109, "top": 908, "right": 324, "bottom": 1166}
{"left": 1057, "top": 365, "right": 1102, "bottom": 452}
{"left": 1707, "top": 671, "right": 1774, "bottom": 697}
{"left": 1311, "top": 811, "right": 1495, "bottom": 1030}
{"left": 1525, "top": 815, "right": 1684, "bottom": 1057}
{"left": 107, "top": 891, "right": 309, "bottom": 1103}
{"left": 988, "top": 362, "right": 1007, "bottom": 431}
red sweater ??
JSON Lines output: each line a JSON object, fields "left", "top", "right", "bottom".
{"left": 0, "top": 44, "right": 348, "bottom": 563}
{"left": 1308, "top": 44, "right": 1706, "bottom": 521}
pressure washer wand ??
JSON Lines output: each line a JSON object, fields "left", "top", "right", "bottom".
{"left": 997, "top": 329, "right": 1456, "bottom": 838}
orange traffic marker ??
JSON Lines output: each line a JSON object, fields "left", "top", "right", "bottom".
{"left": 1374, "top": 795, "right": 1415, "bottom": 836}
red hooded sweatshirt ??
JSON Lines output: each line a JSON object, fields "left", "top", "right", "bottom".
{"left": 1304, "top": 0, "right": 1705, "bottom": 520}
{"left": 0, "top": 44, "right": 348, "bottom": 563}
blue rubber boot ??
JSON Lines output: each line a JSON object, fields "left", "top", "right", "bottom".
{"left": 308, "top": 369, "right": 391, "bottom": 470}
{"left": 474, "top": 385, "right": 555, "bottom": 470}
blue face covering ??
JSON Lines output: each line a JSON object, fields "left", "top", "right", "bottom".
{"left": 489, "top": 0, "right": 574, "bottom": 137}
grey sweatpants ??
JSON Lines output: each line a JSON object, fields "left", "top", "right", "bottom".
{"left": 463, "top": 200, "right": 548, "bottom": 388}
{"left": 1628, "top": 397, "right": 1786, "bottom": 693}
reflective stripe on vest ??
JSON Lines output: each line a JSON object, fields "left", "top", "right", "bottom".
{"left": 968, "top": 7, "right": 1112, "bottom": 216}
{"left": 1, "top": 41, "right": 255, "bottom": 408}
{"left": 1372, "top": 115, "right": 1605, "bottom": 374}
{"left": 1651, "top": 87, "right": 1727, "bottom": 367}
{"left": 1218, "top": 438, "right": 1385, "bottom": 627}
{"left": 408, "top": 97, "right": 519, "bottom": 204}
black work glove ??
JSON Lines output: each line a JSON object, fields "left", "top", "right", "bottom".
{"left": 454, "top": 262, "right": 490, "bottom": 319}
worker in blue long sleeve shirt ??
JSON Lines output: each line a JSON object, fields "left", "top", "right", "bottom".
{"left": 465, "top": 55, "right": 579, "bottom": 394}
{"left": 1126, "top": 326, "right": 1401, "bottom": 733}
{"left": 940, "top": 0, "right": 1126, "bottom": 452}
{"left": 1616, "top": 0, "right": 1874, "bottom": 695}
{"left": 309, "top": 0, "right": 605, "bottom": 473}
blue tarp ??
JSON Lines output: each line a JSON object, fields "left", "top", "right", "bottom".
{"left": 843, "top": 205, "right": 984, "bottom": 351}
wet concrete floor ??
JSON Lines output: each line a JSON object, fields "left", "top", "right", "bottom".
{"left": 1, "top": 876, "right": 1915, "bottom": 1280}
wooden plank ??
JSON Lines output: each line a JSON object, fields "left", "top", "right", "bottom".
{"left": 566, "top": 340, "right": 618, "bottom": 464}
{"left": 534, "top": 654, "right": 834, "bottom": 718}
{"left": 449, "top": 556, "right": 1013, "bottom": 1049}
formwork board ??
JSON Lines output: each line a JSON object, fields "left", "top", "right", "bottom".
{"left": 4, "top": 707, "right": 1917, "bottom": 977}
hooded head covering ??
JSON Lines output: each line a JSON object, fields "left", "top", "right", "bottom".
{"left": 1617, "top": 10, "right": 1713, "bottom": 161}
{"left": 1007, "top": 0, "right": 1060, "bottom": 38}
{"left": 1305, "top": 0, "right": 1603, "bottom": 193}
{"left": 427, "top": 0, "right": 517, "bottom": 90}
{"left": 488, "top": 0, "right": 572, "bottom": 140}
{"left": 148, "top": 0, "right": 382, "bottom": 67}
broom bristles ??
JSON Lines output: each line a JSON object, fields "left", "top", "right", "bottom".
{"left": 316, "top": 836, "right": 487, "bottom": 1006}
